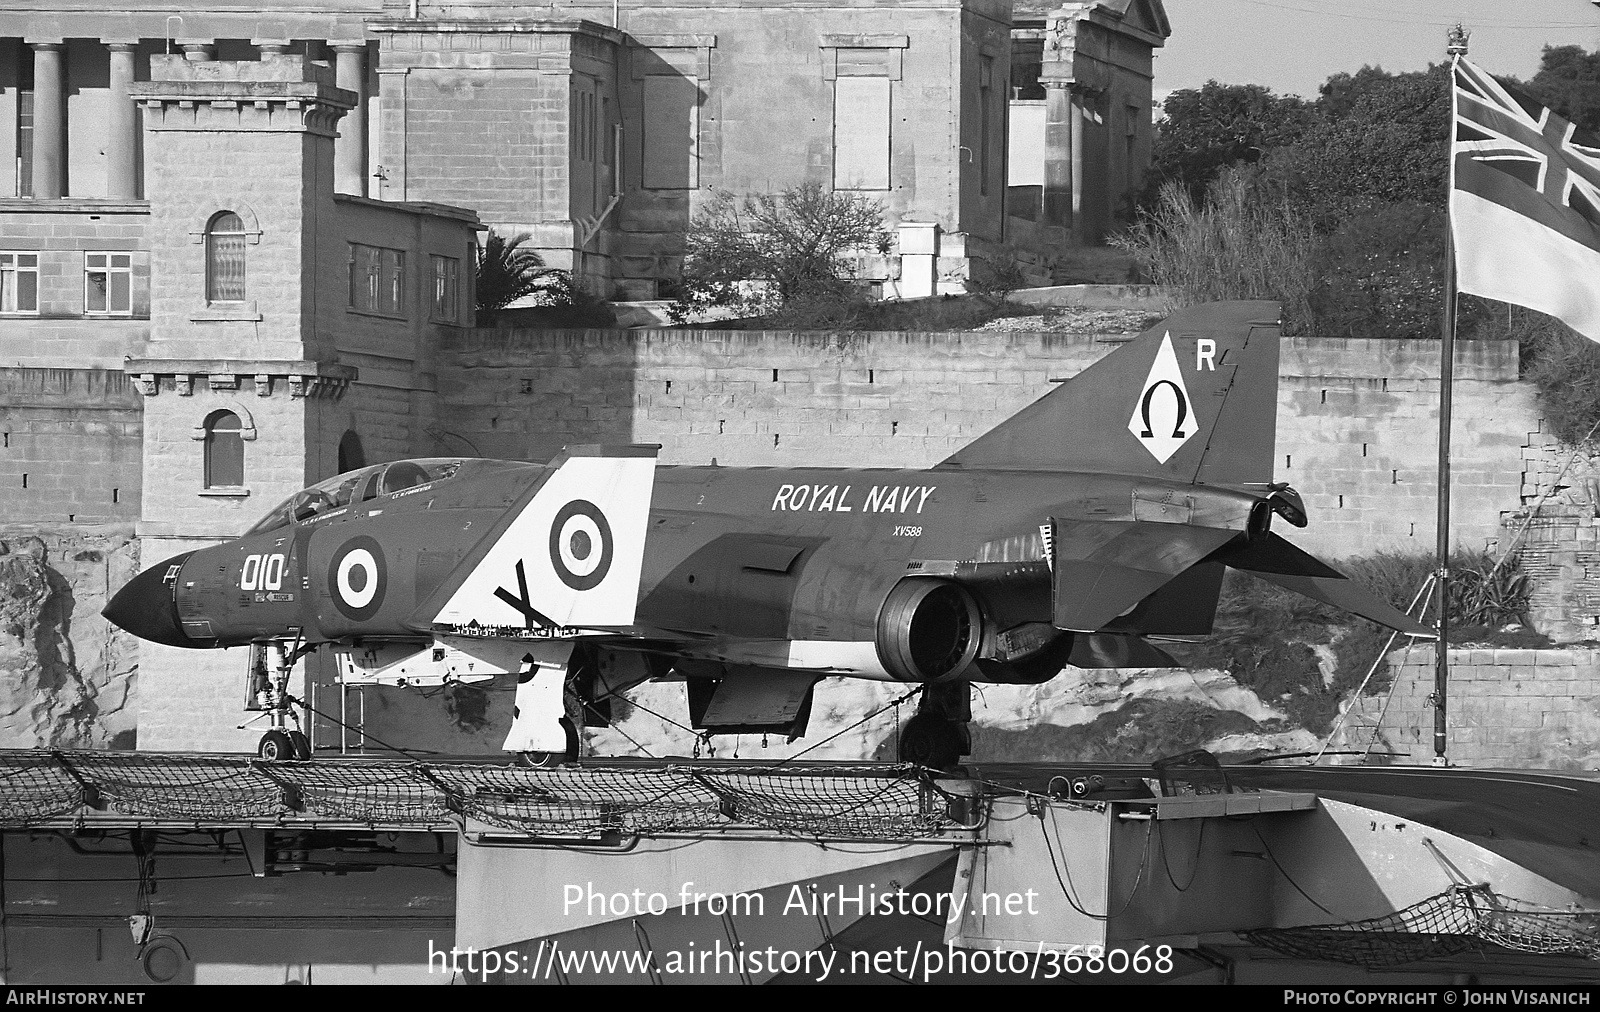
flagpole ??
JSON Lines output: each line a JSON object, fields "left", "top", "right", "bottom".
{"left": 1434, "top": 25, "right": 1470, "bottom": 767}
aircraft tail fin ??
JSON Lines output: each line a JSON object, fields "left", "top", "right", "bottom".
{"left": 418, "top": 445, "right": 659, "bottom": 633}
{"left": 940, "top": 300, "right": 1282, "bottom": 486}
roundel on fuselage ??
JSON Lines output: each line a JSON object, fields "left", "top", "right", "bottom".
{"left": 328, "top": 535, "right": 387, "bottom": 621}
{"left": 548, "top": 499, "right": 614, "bottom": 591}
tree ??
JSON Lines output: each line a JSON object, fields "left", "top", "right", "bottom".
{"left": 1526, "top": 45, "right": 1600, "bottom": 136}
{"left": 673, "top": 183, "right": 892, "bottom": 322}
{"left": 1124, "top": 53, "right": 1595, "bottom": 341}
{"left": 1145, "top": 82, "right": 1313, "bottom": 207}
{"left": 1263, "top": 64, "right": 1451, "bottom": 227}
{"left": 474, "top": 230, "right": 576, "bottom": 316}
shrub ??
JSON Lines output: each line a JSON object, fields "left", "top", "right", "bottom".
{"left": 1306, "top": 202, "right": 1448, "bottom": 340}
{"left": 1519, "top": 317, "right": 1600, "bottom": 446}
{"left": 1111, "top": 169, "right": 1316, "bottom": 334}
{"left": 672, "top": 184, "right": 892, "bottom": 322}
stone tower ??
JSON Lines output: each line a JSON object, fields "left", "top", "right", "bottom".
{"left": 123, "top": 54, "right": 478, "bottom": 751}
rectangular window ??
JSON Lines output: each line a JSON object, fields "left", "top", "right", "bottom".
{"left": 0, "top": 253, "right": 39, "bottom": 313}
{"left": 85, "top": 252, "right": 132, "bottom": 315}
{"left": 430, "top": 254, "right": 459, "bottom": 322}
{"left": 348, "top": 243, "right": 406, "bottom": 316}
{"left": 833, "top": 76, "right": 891, "bottom": 190}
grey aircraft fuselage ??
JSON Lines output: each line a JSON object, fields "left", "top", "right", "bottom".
{"left": 164, "top": 459, "right": 1255, "bottom": 683}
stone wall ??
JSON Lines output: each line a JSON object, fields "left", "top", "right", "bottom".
{"left": 1340, "top": 645, "right": 1600, "bottom": 770}
{"left": 0, "top": 368, "right": 142, "bottom": 526}
{"left": 1492, "top": 440, "right": 1600, "bottom": 642}
{"left": 438, "top": 327, "right": 1536, "bottom": 559}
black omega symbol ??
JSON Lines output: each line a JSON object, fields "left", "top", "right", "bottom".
{"left": 1139, "top": 380, "right": 1189, "bottom": 439}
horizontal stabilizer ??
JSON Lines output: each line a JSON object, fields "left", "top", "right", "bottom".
{"left": 1068, "top": 634, "right": 1180, "bottom": 669}
{"left": 1219, "top": 533, "right": 1436, "bottom": 638}
{"left": 1051, "top": 520, "right": 1239, "bottom": 632}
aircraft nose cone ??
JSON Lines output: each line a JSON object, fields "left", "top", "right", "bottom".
{"left": 102, "top": 552, "right": 195, "bottom": 648}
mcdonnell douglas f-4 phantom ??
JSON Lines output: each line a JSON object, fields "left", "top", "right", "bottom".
{"left": 104, "top": 301, "right": 1431, "bottom": 766}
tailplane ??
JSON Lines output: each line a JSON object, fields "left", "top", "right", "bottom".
{"left": 940, "top": 300, "right": 1281, "bottom": 486}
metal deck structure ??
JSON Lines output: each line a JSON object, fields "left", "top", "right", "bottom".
{"left": 0, "top": 750, "right": 962, "bottom": 839}
{"left": 5, "top": 750, "right": 1600, "bottom": 984}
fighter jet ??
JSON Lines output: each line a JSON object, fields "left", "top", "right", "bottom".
{"left": 104, "top": 301, "right": 1432, "bottom": 766}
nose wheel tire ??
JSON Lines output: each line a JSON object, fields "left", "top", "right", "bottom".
{"left": 287, "top": 730, "right": 311, "bottom": 760}
{"left": 258, "top": 730, "right": 296, "bottom": 762}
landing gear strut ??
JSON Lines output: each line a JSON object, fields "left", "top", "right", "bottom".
{"left": 506, "top": 642, "right": 585, "bottom": 767}
{"left": 244, "top": 639, "right": 314, "bottom": 761}
{"left": 899, "top": 681, "right": 972, "bottom": 770}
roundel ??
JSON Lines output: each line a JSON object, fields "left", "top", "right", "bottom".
{"left": 549, "top": 499, "right": 614, "bottom": 591}
{"left": 328, "top": 536, "right": 387, "bottom": 621}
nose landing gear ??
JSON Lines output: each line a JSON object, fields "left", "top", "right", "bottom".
{"left": 244, "top": 638, "right": 315, "bottom": 761}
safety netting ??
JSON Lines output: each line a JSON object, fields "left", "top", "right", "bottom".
{"left": 1246, "top": 885, "right": 1600, "bottom": 966}
{"left": 0, "top": 751, "right": 958, "bottom": 840}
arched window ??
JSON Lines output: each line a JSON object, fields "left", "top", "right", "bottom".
{"left": 204, "top": 411, "right": 244, "bottom": 488}
{"left": 337, "top": 430, "right": 365, "bottom": 474}
{"left": 205, "top": 211, "right": 247, "bottom": 302}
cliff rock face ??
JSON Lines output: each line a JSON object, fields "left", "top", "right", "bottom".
{"left": 0, "top": 531, "right": 139, "bottom": 748}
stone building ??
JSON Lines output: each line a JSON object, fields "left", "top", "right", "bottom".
{"left": 1007, "top": 0, "right": 1171, "bottom": 247}
{"left": 0, "top": 0, "right": 1039, "bottom": 298}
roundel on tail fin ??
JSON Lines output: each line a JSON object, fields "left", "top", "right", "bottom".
{"left": 549, "top": 499, "right": 614, "bottom": 590}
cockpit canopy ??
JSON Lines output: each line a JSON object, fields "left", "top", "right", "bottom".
{"left": 245, "top": 458, "right": 464, "bottom": 536}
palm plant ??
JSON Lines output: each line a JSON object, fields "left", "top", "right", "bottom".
{"left": 475, "top": 231, "right": 576, "bottom": 315}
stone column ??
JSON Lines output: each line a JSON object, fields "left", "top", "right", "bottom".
{"left": 106, "top": 42, "right": 140, "bottom": 199}
{"left": 1041, "top": 80, "right": 1072, "bottom": 229}
{"left": 332, "top": 43, "right": 367, "bottom": 196}
{"left": 29, "top": 42, "right": 66, "bottom": 199}
{"left": 1069, "top": 86, "right": 1086, "bottom": 238}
